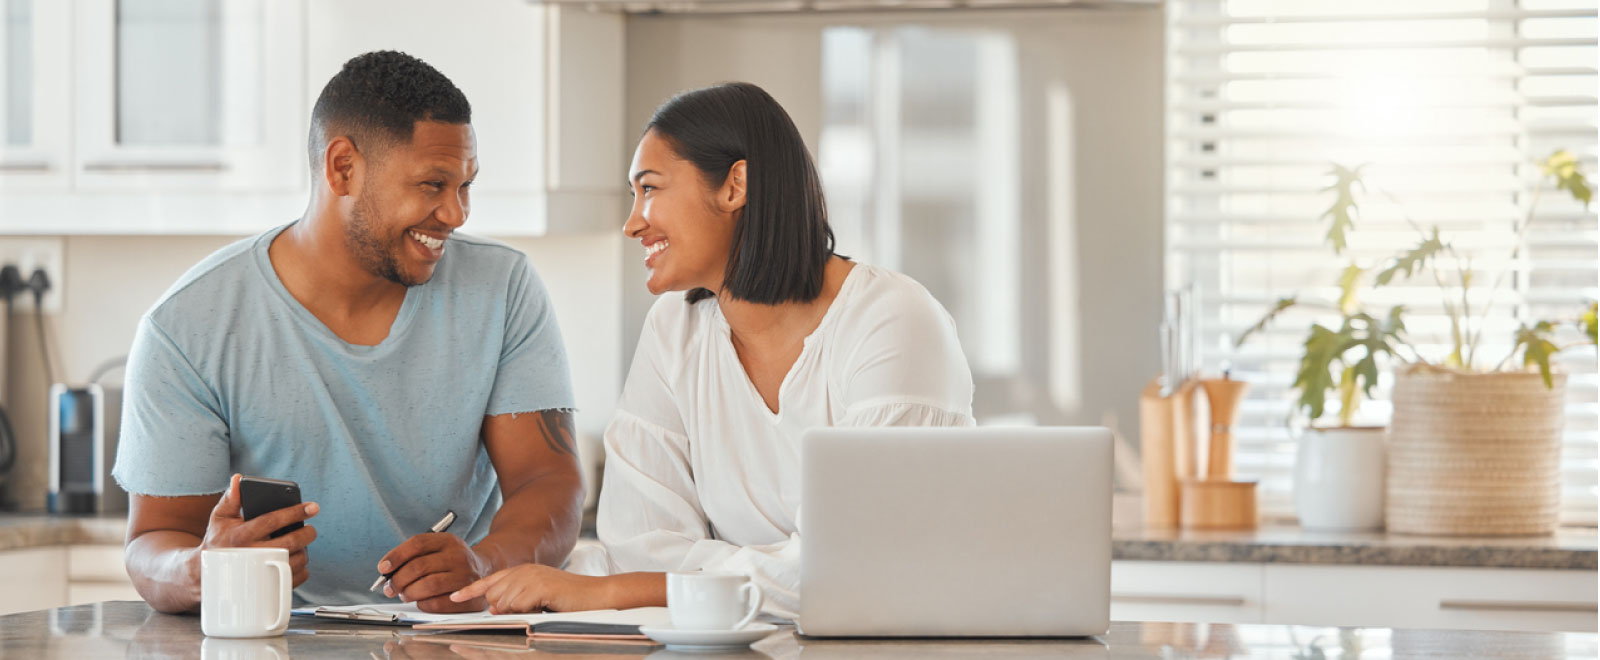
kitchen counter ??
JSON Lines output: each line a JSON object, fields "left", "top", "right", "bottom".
{"left": 1114, "top": 524, "right": 1598, "bottom": 570}
{"left": 3, "top": 514, "right": 1595, "bottom": 570}
{"left": 0, "top": 513, "right": 126, "bottom": 550}
{"left": 1, "top": 600, "right": 1594, "bottom": 659}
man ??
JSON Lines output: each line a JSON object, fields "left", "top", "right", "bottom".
{"left": 113, "top": 50, "right": 582, "bottom": 614}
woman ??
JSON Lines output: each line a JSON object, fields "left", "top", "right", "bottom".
{"left": 450, "top": 82, "right": 974, "bottom": 619}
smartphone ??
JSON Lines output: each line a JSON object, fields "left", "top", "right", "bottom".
{"left": 238, "top": 476, "right": 305, "bottom": 539}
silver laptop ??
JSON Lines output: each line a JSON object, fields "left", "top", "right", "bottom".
{"left": 798, "top": 426, "right": 1111, "bottom": 638}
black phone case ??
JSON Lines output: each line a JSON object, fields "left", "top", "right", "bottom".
{"left": 239, "top": 476, "right": 305, "bottom": 539}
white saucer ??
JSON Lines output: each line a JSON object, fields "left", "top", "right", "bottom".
{"left": 639, "top": 623, "right": 778, "bottom": 652}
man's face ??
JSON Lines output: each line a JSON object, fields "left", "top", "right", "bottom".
{"left": 345, "top": 121, "right": 477, "bottom": 287}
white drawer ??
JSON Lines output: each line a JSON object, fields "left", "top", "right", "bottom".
{"left": 1111, "top": 561, "right": 1264, "bottom": 624}
{"left": 68, "top": 583, "right": 143, "bottom": 606}
{"left": 0, "top": 547, "right": 68, "bottom": 615}
{"left": 1264, "top": 564, "right": 1597, "bottom": 633}
{"left": 67, "top": 545, "right": 130, "bottom": 583}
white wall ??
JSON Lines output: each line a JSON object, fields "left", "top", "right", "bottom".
{"left": 0, "top": 231, "right": 623, "bottom": 511}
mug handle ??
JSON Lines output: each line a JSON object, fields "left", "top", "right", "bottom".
{"left": 734, "top": 582, "right": 763, "bottom": 630}
{"left": 265, "top": 556, "right": 292, "bottom": 633}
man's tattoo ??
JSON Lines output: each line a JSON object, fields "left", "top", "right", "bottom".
{"left": 535, "top": 410, "right": 577, "bottom": 457}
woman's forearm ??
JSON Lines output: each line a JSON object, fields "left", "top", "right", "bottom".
{"left": 602, "top": 572, "right": 668, "bottom": 609}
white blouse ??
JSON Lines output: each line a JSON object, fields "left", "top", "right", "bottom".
{"left": 571, "top": 263, "right": 975, "bottom": 619}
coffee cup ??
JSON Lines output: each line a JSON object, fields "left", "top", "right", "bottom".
{"left": 201, "top": 548, "right": 292, "bottom": 638}
{"left": 666, "top": 571, "right": 763, "bottom": 631}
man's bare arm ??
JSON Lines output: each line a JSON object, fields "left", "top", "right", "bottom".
{"left": 474, "top": 409, "right": 585, "bottom": 570}
{"left": 124, "top": 475, "right": 319, "bottom": 614}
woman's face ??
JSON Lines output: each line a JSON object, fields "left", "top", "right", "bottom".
{"left": 623, "top": 130, "right": 745, "bottom": 296}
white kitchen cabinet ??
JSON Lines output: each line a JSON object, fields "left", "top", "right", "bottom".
{"left": 0, "top": 0, "right": 72, "bottom": 191}
{"left": 1110, "top": 561, "right": 1265, "bottom": 624}
{"left": 0, "top": 0, "right": 624, "bottom": 235}
{"left": 65, "top": 545, "right": 139, "bottom": 607}
{"left": 1264, "top": 564, "right": 1597, "bottom": 634}
{"left": 0, "top": 547, "right": 68, "bottom": 615}
{"left": 73, "top": 0, "right": 307, "bottom": 193}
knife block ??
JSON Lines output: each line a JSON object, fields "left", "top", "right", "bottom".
{"left": 1139, "top": 378, "right": 1199, "bottom": 528}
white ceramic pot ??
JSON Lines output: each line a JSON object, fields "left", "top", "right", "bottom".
{"left": 1294, "top": 427, "right": 1387, "bottom": 531}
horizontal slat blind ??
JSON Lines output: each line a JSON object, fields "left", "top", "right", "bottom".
{"left": 1165, "top": 0, "right": 1598, "bottom": 523}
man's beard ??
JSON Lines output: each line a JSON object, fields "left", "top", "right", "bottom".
{"left": 345, "top": 195, "right": 422, "bottom": 287}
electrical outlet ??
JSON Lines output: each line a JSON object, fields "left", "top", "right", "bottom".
{"left": 0, "top": 237, "right": 65, "bottom": 314}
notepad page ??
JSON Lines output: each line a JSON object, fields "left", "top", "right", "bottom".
{"left": 290, "top": 602, "right": 491, "bottom": 623}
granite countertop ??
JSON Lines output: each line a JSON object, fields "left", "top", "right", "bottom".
{"left": 0, "top": 513, "right": 127, "bottom": 550}
{"left": 1113, "top": 525, "right": 1599, "bottom": 570}
{"left": 3, "top": 514, "right": 1594, "bottom": 571}
{"left": 1, "top": 601, "right": 1594, "bottom": 659}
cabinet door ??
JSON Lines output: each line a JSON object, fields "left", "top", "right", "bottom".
{"left": 1111, "top": 560, "right": 1265, "bottom": 624}
{"left": 1264, "top": 564, "right": 1598, "bottom": 633}
{"left": 74, "top": 0, "right": 305, "bottom": 192}
{"left": 0, "top": 547, "right": 68, "bottom": 615}
{"left": 0, "top": 0, "right": 71, "bottom": 190}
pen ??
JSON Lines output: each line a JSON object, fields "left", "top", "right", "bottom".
{"left": 370, "top": 510, "right": 457, "bottom": 592}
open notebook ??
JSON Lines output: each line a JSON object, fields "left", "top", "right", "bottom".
{"left": 292, "top": 603, "right": 670, "bottom": 640}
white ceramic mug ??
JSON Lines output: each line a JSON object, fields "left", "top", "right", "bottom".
{"left": 201, "top": 548, "right": 292, "bottom": 638}
{"left": 666, "top": 571, "right": 763, "bottom": 631}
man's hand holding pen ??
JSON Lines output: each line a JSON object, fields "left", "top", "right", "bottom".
{"left": 373, "top": 511, "right": 492, "bottom": 613}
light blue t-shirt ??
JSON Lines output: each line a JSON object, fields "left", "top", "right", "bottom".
{"left": 112, "top": 223, "right": 575, "bottom": 605}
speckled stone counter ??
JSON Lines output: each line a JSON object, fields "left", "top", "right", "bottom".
{"left": 0, "top": 514, "right": 126, "bottom": 550}
{"left": 1113, "top": 525, "right": 1598, "bottom": 570}
{"left": 1, "top": 601, "right": 1594, "bottom": 659}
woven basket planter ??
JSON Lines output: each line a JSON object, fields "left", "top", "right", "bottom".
{"left": 1386, "top": 365, "right": 1567, "bottom": 536}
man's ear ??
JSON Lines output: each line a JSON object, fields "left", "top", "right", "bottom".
{"left": 716, "top": 160, "right": 748, "bottom": 213}
{"left": 324, "top": 136, "right": 363, "bottom": 197}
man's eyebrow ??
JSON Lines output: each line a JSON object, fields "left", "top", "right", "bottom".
{"left": 419, "top": 165, "right": 478, "bottom": 180}
{"left": 630, "top": 169, "right": 661, "bottom": 184}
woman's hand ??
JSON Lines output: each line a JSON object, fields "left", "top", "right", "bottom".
{"left": 449, "top": 564, "right": 616, "bottom": 614}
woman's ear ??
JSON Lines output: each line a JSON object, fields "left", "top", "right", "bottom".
{"left": 717, "top": 160, "right": 748, "bottom": 213}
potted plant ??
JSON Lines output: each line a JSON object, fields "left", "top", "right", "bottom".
{"left": 1237, "top": 151, "right": 1595, "bottom": 534}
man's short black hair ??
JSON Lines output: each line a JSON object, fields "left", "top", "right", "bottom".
{"left": 308, "top": 50, "right": 471, "bottom": 172}
{"left": 645, "top": 82, "right": 839, "bottom": 305}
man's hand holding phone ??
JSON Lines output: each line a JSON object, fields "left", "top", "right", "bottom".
{"left": 201, "top": 474, "right": 320, "bottom": 587}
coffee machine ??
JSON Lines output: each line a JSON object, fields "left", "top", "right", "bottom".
{"left": 48, "top": 384, "right": 125, "bottom": 514}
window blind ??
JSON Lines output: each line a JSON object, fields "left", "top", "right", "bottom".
{"left": 1165, "top": 0, "right": 1598, "bottom": 523}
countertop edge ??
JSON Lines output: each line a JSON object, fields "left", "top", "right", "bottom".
{"left": 1111, "top": 539, "right": 1598, "bottom": 570}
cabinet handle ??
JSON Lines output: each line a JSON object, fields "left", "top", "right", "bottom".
{"left": 1439, "top": 599, "right": 1597, "bottom": 613}
{"left": 82, "top": 161, "right": 228, "bottom": 173}
{"left": 1112, "top": 594, "right": 1248, "bottom": 607}
{"left": 0, "top": 162, "right": 50, "bottom": 172}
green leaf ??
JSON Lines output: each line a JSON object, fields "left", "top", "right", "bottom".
{"left": 1582, "top": 302, "right": 1597, "bottom": 346}
{"left": 1541, "top": 149, "right": 1593, "bottom": 208}
{"left": 1337, "top": 264, "right": 1363, "bottom": 315}
{"left": 1376, "top": 227, "right": 1445, "bottom": 286}
{"left": 1235, "top": 296, "right": 1298, "bottom": 348}
{"left": 1382, "top": 305, "right": 1408, "bottom": 338}
{"left": 1342, "top": 313, "right": 1393, "bottom": 399}
{"left": 1294, "top": 324, "right": 1346, "bottom": 421}
{"left": 1322, "top": 164, "right": 1365, "bottom": 255}
{"left": 1514, "top": 322, "right": 1562, "bottom": 389}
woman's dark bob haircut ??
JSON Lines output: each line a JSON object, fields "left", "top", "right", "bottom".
{"left": 644, "top": 82, "right": 839, "bottom": 305}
